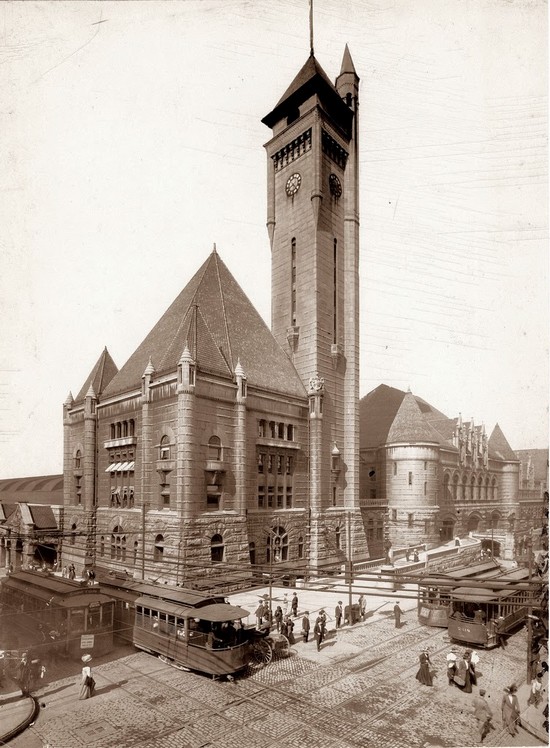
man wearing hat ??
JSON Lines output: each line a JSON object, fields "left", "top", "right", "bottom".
{"left": 301, "top": 611, "right": 310, "bottom": 643}
{"left": 472, "top": 689, "right": 493, "bottom": 742}
{"left": 334, "top": 601, "right": 343, "bottom": 629}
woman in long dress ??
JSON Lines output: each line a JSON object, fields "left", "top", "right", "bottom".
{"left": 79, "top": 655, "right": 95, "bottom": 700}
{"left": 415, "top": 649, "right": 433, "bottom": 686}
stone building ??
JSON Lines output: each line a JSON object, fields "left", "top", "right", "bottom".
{"left": 359, "top": 384, "right": 546, "bottom": 561}
{"left": 59, "top": 47, "right": 367, "bottom": 585}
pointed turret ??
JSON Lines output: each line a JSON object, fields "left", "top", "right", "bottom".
{"left": 488, "top": 423, "right": 517, "bottom": 461}
{"left": 64, "top": 391, "right": 74, "bottom": 408}
{"left": 339, "top": 43, "right": 357, "bottom": 76}
{"left": 387, "top": 390, "right": 441, "bottom": 444}
{"left": 74, "top": 347, "right": 118, "bottom": 403}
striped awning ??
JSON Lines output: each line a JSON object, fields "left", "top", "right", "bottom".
{"left": 105, "top": 461, "right": 135, "bottom": 473}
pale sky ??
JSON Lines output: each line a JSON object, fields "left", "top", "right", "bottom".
{"left": 0, "top": 0, "right": 548, "bottom": 479}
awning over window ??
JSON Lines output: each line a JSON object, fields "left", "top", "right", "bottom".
{"left": 105, "top": 461, "right": 135, "bottom": 473}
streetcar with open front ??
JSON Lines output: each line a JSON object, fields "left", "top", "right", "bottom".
{"left": 447, "top": 567, "right": 535, "bottom": 647}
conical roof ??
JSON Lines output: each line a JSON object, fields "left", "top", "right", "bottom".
{"left": 75, "top": 347, "right": 118, "bottom": 403}
{"left": 387, "top": 391, "right": 442, "bottom": 444}
{"left": 339, "top": 44, "right": 357, "bottom": 76}
{"left": 488, "top": 423, "right": 518, "bottom": 461}
{"left": 102, "top": 251, "right": 306, "bottom": 399}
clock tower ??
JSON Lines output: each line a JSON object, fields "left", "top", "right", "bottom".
{"left": 262, "top": 47, "right": 366, "bottom": 566}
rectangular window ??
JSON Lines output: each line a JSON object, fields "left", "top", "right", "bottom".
{"left": 267, "top": 486, "right": 274, "bottom": 508}
{"left": 277, "top": 486, "right": 283, "bottom": 508}
{"left": 258, "top": 485, "right": 265, "bottom": 509}
{"left": 332, "top": 486, "right": 337, "bottom": 507}
{"left": 408, "top": 513, "right": 414, "bottom": 527}
{"left": 206, "top": 486, "right": 220, "bottom": 511}
{"left": 286, "top": 486, "right": 293, "bottom": 508}
{"left": 392, "top": 509, "right": 397, "bottom": 521}
{"left": 424, "top": 481, "right": 427, "bottom": 496}
{"left": 286, "top": 456, "right": 293, "bottom": 474}
{"left": 408, "top": 472, "right": 413, "bottom": 486}
{"left": 277, "top": 455, "right": 283, "bottom": 475}
{"left": 258, "top": 454, "right": 265, "bottom": 474}
{"left": 267, "top": 455, "right": 273, "bottom": 473}
{"left": 393, "top": 462, "right": 397, "bottom": 476}
{"left": 424, "top": 461, "right": 427, "bottom": 470}
{"left": 287, "top": 425, "right": 294, "bottom": 441}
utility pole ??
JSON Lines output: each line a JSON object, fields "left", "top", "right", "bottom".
{"left": 347, "top": 511, "right": 353, "bottom": 622}
{"left": 526, "top": 532, "right": 534, "bottom": 684}
{"left": 141, "top": 502, "right": 147, "bottom": 581}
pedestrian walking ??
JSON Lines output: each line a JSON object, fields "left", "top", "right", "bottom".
{"left": 393, "top": 602, "right": 404, "bottom": 628}
{"left": 415, "top": 648, "right": 433, "bottom": 686}
{"left": 446, "top": 648, "right": 458, "bottom": 686}
{"left": 68, "top": 564, "right": 76, "bottom": 580}
{"left": 454, "top": 652, "right": 473, "bottom": 693}
{"left": 79, "top": 654, "right": 95, "bottom": 700}
{"left": 314, "top": 615, "right": 325, "bottom": 651}
{"left": 255, "top": 602, "right": 264, "bottom": 629}
{"left": 501, "top": 684, "right": 520, "bottom": 736}
{"left": 274, "top": 605, "right": 283, "bottom": 633}
{"left": 334, "top": 601, "right": 343, "bottom": 629}
{"left": 472, "top": 689, "right": 493, "bottom": 742}
{"left": 464, "top": 648, "right": 478, "bottom": 686}
{"left": 291, "top": 592, "right": 298, "bottom": 617}
{"left": 412, "top": 549, "right": 419, "bottom": 563}
{"left": 285, "top": 615, "right": 295, "bottom": 644}
{"left": 527, "top": 672, "right": 544, "bottom": 708}
{"left": 16, "top": 653, "right": 32, "bottom": 696}
{"left": 301, "top": 612, "right": 310, "bottom": 643}
{"left": 358, "top": 594, "right": 366, "bottom": 621}
{"left": 495, "top": 615, "right": 507, "bottom": 648}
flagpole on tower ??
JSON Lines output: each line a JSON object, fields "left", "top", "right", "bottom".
{"left": 309, "top": 0, "right": 314, "bottom": 56}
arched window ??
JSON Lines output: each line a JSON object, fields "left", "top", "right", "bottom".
{"left": 267, "top": 526, "right": 288, "bottom": 563}
{"left": 298, "top": 536, "right": 304, "bottom": 559}
{"left": 467, "top": 515, "right": 480, "bottom": 533}
{"left": 452, "top": 474, "right": 459, "bottom": 501}
{"left": 443, "top": 473, "right": 451, "bottom": 501}
{"left": 154, "top": 534, "right": 164, "bottom": 562}
{"left": 490, "top": 511, "right": 500, "bottom": 531}
{"left": 470, "top": 475, "right": 476, "bottom": 501}
{"left": 492, "top": 478, "right": 498, "bottom": 501}
{"left": 111, "top": 525, "right": 126, "bottom": 561}
{"left": 208, "top": 436, "right": 222, "bottom": 461}
{"left": 159, "top": 435, "right": 171, "bottom": 460}
{"left": 211, "top": 534, "right": 225, "bottom": 563}
{"left": 74, "top": 450, "right": 81, "bottom": 469}
{"left": 71, "top": 523, "right": 77, "bottom": 545}
{"left": 335, "top": 526, "right": 341, "bottom": 550}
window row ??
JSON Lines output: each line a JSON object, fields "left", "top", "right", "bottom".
{"left": 98, "top": 530, "right": 226, "bottom": 564}
{"left": 257, "top": 420, "right": 295, "bottom": 441}
{"left": 158, "top": 435, "right": 223, "bottom": 461}
{"left": 109, "top": 420, "right": 136, "bottom": 439}
{"left": 258, "top": 453, "right": 293, "bottom": 475}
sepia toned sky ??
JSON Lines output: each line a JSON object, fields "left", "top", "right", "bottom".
{"left": 0, "top": 0, "right": 547, "bottom": 478}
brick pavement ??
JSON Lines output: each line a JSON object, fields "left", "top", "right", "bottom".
{"left": 3, "top": 599, "right": 545, "bottom": 748}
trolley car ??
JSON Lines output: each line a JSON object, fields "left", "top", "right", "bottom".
{"left": 417, "top": 560, "right": 501, "bottom": 627}
{"left": 447, "top": 567, "right": 534, "bottom": 648}
{"left": 0, "top": 571, "right": 114, "bottom": 661}
{"left": 99, "top": 574, "right": 287, "bottom": 677}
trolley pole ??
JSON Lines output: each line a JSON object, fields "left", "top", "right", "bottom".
{"left": 141, "top": 501, "right": 147, "bottom": 581}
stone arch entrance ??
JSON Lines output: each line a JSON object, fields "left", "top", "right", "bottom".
{"left": 33, "top": 542, "right": 57, "bottom": 568}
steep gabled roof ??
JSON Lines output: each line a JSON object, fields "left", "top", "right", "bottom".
{"left": 489, "top": 423, "right": 518, "bottom": 461}
{"left": 102, "top": 251, "right": 306, "bottom": 400}
{"left": 387, "top": 391, "right": 442, "bottom": 444}
{"left": 75, "top": 348, "right": 118, "bottom": 403}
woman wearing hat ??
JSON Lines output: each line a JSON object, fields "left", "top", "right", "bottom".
{"left": 415, "top": 648, "right": 433, "bottom": 687}
{"left": 79, "top": 654, "right": 95, "bottom": 700}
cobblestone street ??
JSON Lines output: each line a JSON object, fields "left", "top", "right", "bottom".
{"left": 7, "top": 591, "right": 547, "bottom": 748}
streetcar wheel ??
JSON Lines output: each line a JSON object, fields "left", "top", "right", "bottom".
{"left": 249, "top": 638, "right": 273, "bottom": 667}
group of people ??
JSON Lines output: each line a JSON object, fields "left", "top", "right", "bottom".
{"left": 61, "top": 564, "right": 77, "bottom": 580}
{"left": 446, "top": 646, "right": 479, "bottom": 693}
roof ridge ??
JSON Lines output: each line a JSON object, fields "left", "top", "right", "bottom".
{"left": 213, "top": 252, "right": 234, "bottom": 368}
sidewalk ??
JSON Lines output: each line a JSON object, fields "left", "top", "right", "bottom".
{"left": 516, "top": 674, "right": 548, "bottom": 744}
{"left": 0, "top": 692, "right": 37, "bottom": 744}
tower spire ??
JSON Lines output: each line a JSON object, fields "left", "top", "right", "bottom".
{"left": 309, "top": 0, "right": 314, "bottom": 57}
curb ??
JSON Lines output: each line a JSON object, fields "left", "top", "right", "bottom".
{"left": 0, "top": 695, "right": 39, "bottom": 744}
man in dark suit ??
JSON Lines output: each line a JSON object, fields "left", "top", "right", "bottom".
{"left": 335, "top": 601, "right": 343, "bottom": 628}
{"left": 301, "top": 612, "right": 310, "bottom": 643}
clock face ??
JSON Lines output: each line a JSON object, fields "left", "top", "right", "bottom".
{"left": 329, "top": 173, "right": 342, "bottom": 198}
{"left": 285, "top": 172, "right": 302, "bottom": 197}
